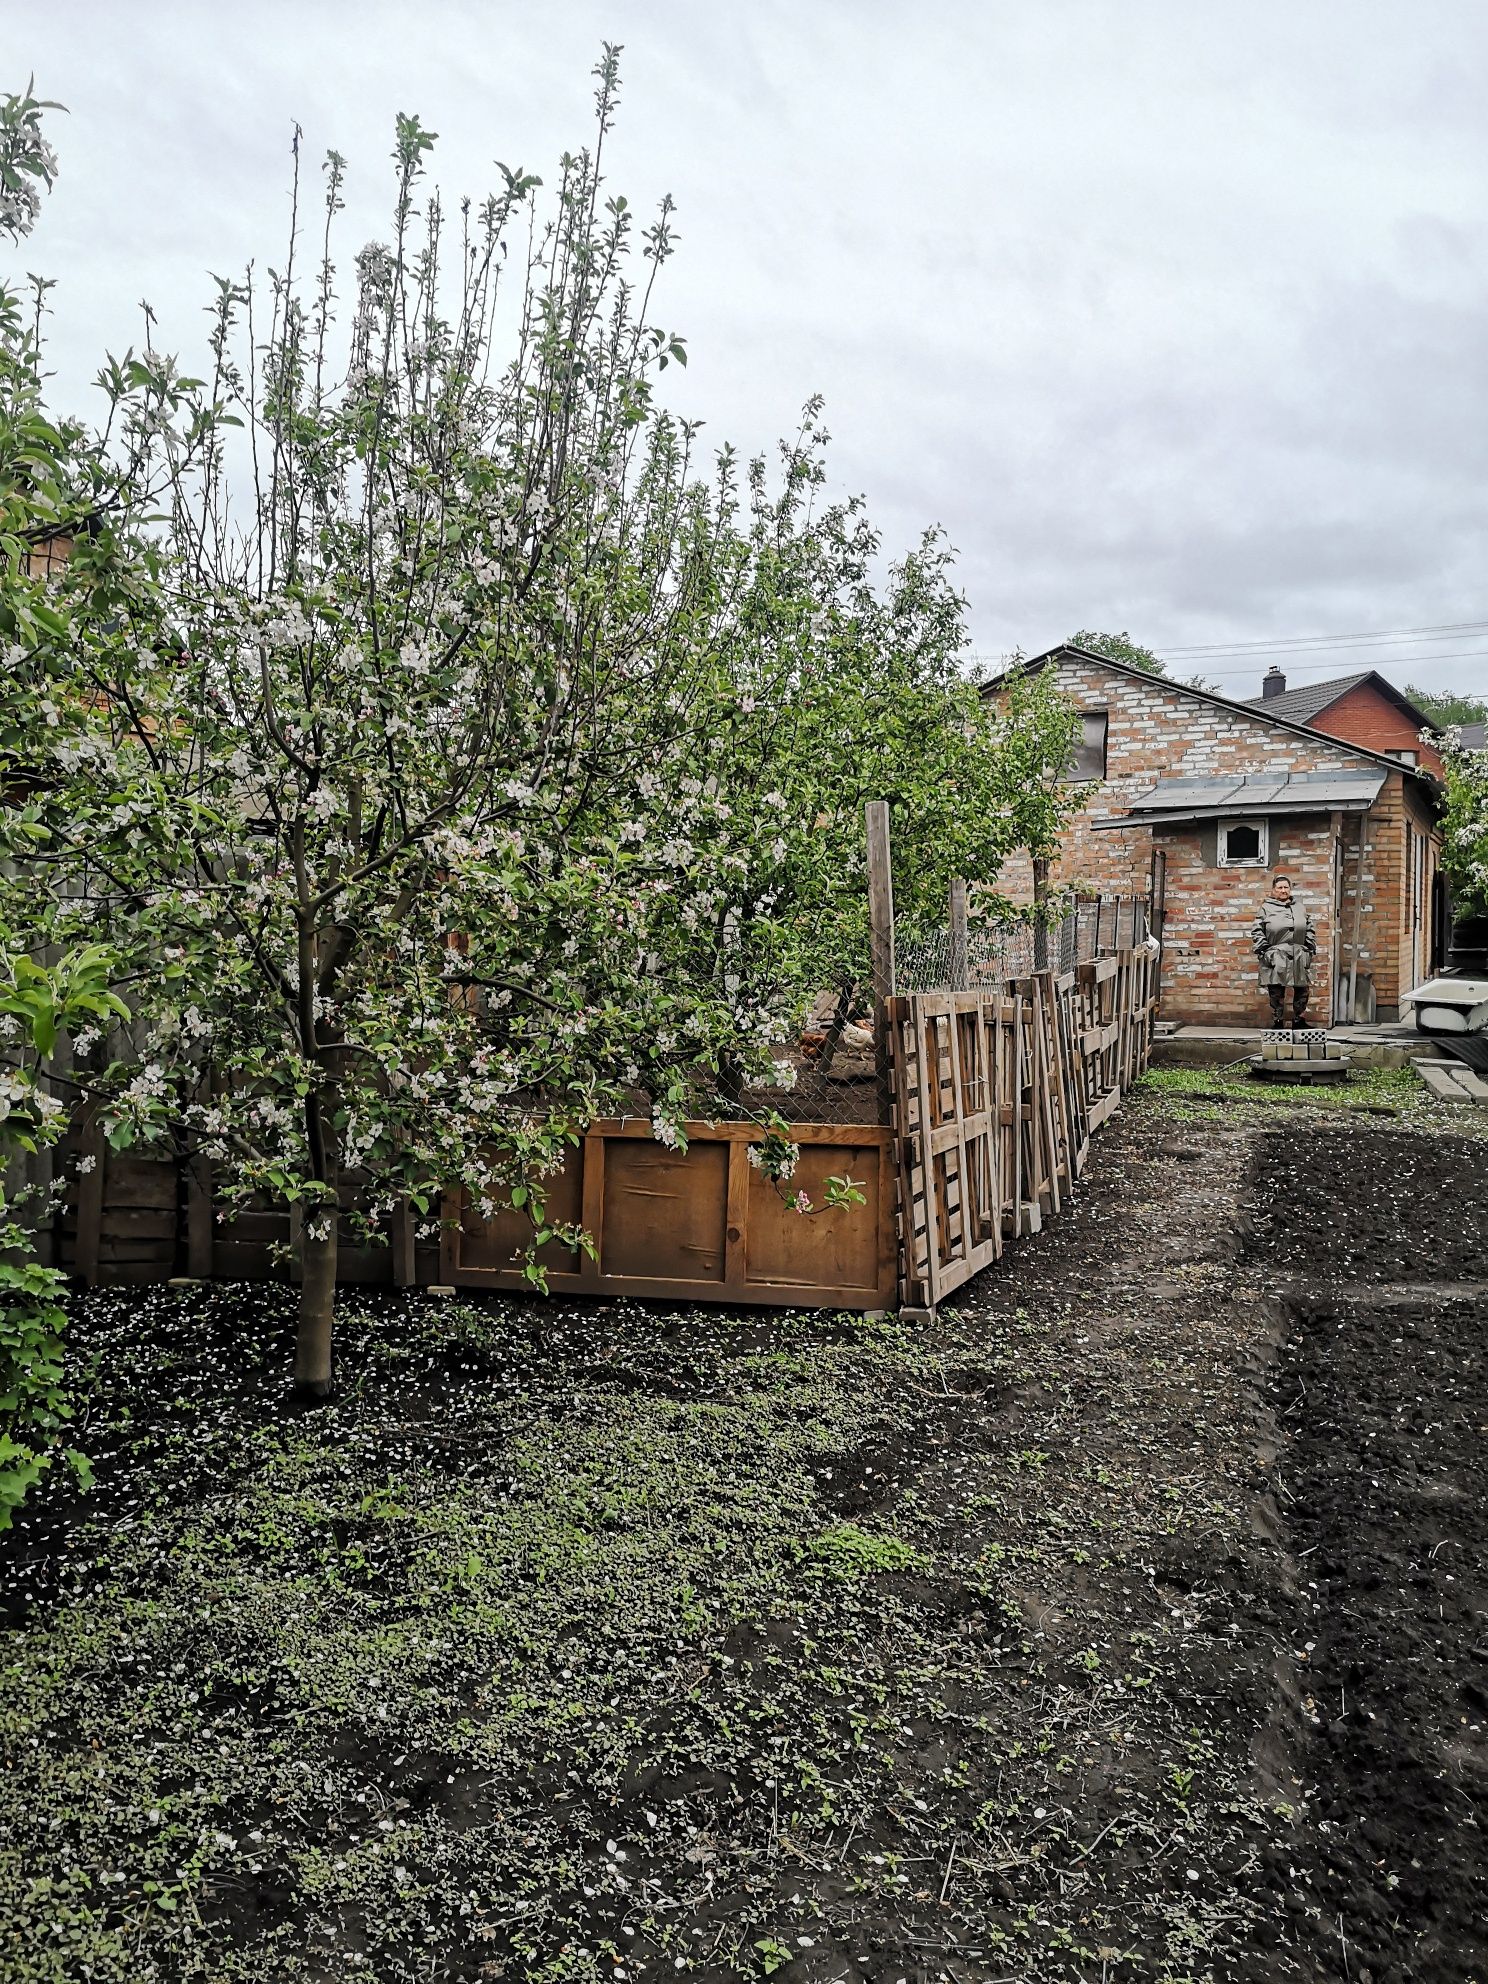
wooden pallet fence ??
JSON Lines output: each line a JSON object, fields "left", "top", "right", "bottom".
{"left": 49, "top": 945, "right": 1157, "bottom": 1317}
{"left": 890, "top": 945, "right": 1156, "bottom": 1311}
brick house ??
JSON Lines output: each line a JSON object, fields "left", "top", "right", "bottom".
{"left": 1245, "top": 667, "right": 1446, "bottom": 777}
{"left": 988, "top": 644, "right": 1445, "bottom": 1027}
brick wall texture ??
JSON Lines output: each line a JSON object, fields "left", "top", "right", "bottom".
{"left": 994, "top": 656, "right": 1443, "bottom": 1026}
{"left": 1302, "top": 679, "right": 1446, "bottom": 777}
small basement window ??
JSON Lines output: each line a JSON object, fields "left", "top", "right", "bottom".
{"left": 1218, "top": 818, "right": 1268, "bottom": 867}
{"left": 1070, "top": 710, "right": 1108, "bottom": 781}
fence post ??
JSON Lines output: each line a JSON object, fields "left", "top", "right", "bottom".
{"left": 866, "top": 801, "right": 896, "bottom": 1124}
{"left": 949, "top": 877, "right": 968, "bottom": 992}
{"left": 74, "top": 1109, "right": 106, "bottom": 1287}
{"left": 185, "top": 1151, "right": 214, "bottom": 1279}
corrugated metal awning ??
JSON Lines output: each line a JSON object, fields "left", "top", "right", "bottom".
{"left": 1091, "top": 768, "right": 1386, "bottom": 830}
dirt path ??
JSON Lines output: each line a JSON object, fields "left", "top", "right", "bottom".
{"left": 1, "top": 1075, "right": 1483, "bottom": 1984}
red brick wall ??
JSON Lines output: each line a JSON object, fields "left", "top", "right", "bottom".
{"left": 1155, "top": 814, "right": 1338, "bottom": 1027}
{"left": 1305, "top": 681, "right": 1444, "bottom": 776}
{"left": 1336, "top": 777, "right": 1444, "bottom": 1015}
{"left": 992, "top": 656, "right": 1441, "bottom": 1025}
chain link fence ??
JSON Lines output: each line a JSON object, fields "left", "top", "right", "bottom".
{"left": 564, "top": 885, "right": 1156, "bottom": 1133}
{"left": 895, "top": 893, "right": 1150, "bottom": 995}
{"left": 716, "top": 893, "right": 1153, "bottom": 1129}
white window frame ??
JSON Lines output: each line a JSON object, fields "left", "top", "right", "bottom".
{"left": 1217, "top": 817, "right": 1269, "bottom": 868}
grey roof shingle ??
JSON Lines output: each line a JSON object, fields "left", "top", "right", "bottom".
{"left": 1242, "top": 672, "right": 1372, "bottom": 723}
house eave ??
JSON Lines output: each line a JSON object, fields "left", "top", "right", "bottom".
{"left": 1089, "top": 796, "right": 1378, "bottom": 831}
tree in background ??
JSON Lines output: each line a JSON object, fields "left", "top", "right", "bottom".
{"left": 10, "top": 57, "right": 1080, "bottom": 1397}
{"left": 1, "top": 81, "right": 143, "bottom": 1522}
{"left": 1405, "top": 684, "right": 1488, "bottom": 732}
{"left": 1439, "top": 734, "right": 1488, "bottom": 921}
{"left": 1067, "top": 628, "right": 1166, "bottom": 675}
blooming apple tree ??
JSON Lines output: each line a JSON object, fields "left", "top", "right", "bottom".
{"left": 1440, "top": 731, "right": 1488, "bottom": 920}
{"left": 0, "top": 80, "right": 148, "bottom": 1517}
{"left": 10, "top": 55, "right": 1081, "bottom": 1398}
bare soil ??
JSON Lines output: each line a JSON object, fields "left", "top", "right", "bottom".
{"left": 1251, "top": 1124, "right": 1488, "bottom": 1984}
{"left": 2, "top": 1074, "right": 1484, "bottom": 1983}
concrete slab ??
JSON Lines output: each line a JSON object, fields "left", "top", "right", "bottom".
{"left": 1249, "top": 1055, "right": 1350, "bottom": 1085}
{"left": 1414, "top": 1060, "right": 1475, "bottom": 1105}
{"left": 1152, "top": 1021, "right": 1441, "bottom": 1072}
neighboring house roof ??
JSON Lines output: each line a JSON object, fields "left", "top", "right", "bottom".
{"left": 1090, "top": 768, "right": 1387, "bottom": 831}
{"left": 1457, "top": 720, "right": 1487, "bottom": 752}
{"left": 1241, "top": 667, "right": 1442, "bottom": 737}
{"left": 986, "top": 643, "right": 1440, "bottom": 791}
{"left": 1241, "top": 670, "right": 1371, "bottom": 723}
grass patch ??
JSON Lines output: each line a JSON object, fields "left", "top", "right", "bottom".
{"left": 1135, "top": 1060, "right": 1428, "bottom": 1119}
{"left": 0, "top": 1284, "right": 966, "bottom": 1982}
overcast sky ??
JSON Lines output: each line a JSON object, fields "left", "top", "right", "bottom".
{"left": 10, "top": 2, "right": 1488, "bottom": 701}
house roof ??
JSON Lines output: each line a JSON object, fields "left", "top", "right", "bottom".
{"left": 1242, "top": 668, "right": 1442, "bottom": 736}
{"left": 1242, "top": 671, "right": 1372, "bottom": 723}
{"left": 1457, "top": 720, "right": 1487, "bottom": 752}
{"left": 986, "top": 643, "right": 1440, "bottom": 792}
{"left": 1090, "top": 768, "right": 1386, "bottom": 830}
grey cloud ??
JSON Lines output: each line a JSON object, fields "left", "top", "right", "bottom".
{"left": 8, "top": 0, "right": 1487, "bottom": 698}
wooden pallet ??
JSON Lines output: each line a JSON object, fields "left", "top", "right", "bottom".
{"left": 890, "top": 946, "right": 1155, "bottom": 1310}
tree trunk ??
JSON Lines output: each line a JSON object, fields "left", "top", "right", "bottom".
{"left": 294, "top": 1214, "right": 338, "bottom": 1400}
{"left": 1032, "top": 856, "right": 1051, "bottom": 972}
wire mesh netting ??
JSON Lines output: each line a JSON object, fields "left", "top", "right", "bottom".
{"left": 895, "top": 894, "right": 1150, "bottom": 995}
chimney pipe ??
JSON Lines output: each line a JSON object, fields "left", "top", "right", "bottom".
{"left": 1261, "top": 666, "right": 1287, "bottom": 700}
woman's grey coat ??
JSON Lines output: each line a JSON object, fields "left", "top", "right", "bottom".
{"left": 1252, "top": 895, "right": 1317, "bottom": 988}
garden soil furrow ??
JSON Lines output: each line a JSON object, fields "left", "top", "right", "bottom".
{"left": 1247, "top": 1125, "right": 1488, "bottom": 1984}
{"left": 1, "top": 1071, "right": 1483, "bottom": 1983}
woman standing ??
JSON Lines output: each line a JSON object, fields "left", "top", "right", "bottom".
{"left": 1252, "top": 872, "right": 1317, "bottom": 1026}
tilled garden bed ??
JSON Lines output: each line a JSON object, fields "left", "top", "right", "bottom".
{"left": 1, "top": 1071, "right": 1482, "bottom": 1982}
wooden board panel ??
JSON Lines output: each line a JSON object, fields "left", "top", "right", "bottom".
{"left": 97, "top": 1159, "right": 179, "bottom": 1209}
{"left": 744, "top": 1143, "right": 883, "bottom": 1295}
{"left": 209, "top": 1240, "right": 282, "bottom": 1279}
{"left": 445, "top": 1122, "right": 896, "bottom": 1308}
{"left": 456, "top": 1145, "right": 583, "bottom": 1274}
{"left": 92, "top": 1208, "right": 178, "bottom": 1241}
{"left": 212, "top": 1210, "right": 292, "bottom": 1246}
{"left": 600, "top": 1138, "right": 729, "bottom": 1282}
